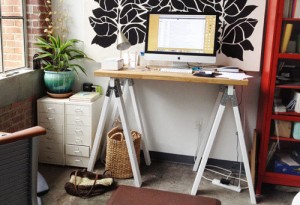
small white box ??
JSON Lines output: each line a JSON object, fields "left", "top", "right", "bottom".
{"left": 101, "top": 58, "right": 124, "bottom": 70}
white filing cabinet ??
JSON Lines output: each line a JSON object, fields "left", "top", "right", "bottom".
{"left": 37, "top": 95, "right": 102, "bottom": 167}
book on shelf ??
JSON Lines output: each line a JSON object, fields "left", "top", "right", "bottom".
{"left": 274, "top": 104, "right": 287, "bottom": 113}
{"left": 283, "top": 0, "right": 300, "bottom": 18}
{"left": 292, "top": 0, "right": 300, "bottom": 18}
{"left": 281, "top": 23, "right": 293, "bottom": 53}
{"left": 266, "top": 141, "right": 278, "bottom": 167}
{"left": 283, "top": 0, "right": 291, "bottom": 18}
{"left": 69, "top": 92, "right": 100, "bottom": 102}
{"left": 277, "top": 152, "right": 300, "bottom": 166}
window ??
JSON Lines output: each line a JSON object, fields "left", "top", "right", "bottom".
{"left": 0, "top": 0, "right": 26, "bottom": 73}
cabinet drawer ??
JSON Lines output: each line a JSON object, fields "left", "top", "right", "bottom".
{"left": 65, "top": 145, "right": 90, "bottom": 157}
{"left": 65, "top": 134, "right": 91, "bottom": 146}
{"left": 65, "top": 105, "right": 90, "bottom": 116}
{"left": 40, "top": 132, "right": 63, "bottom": 144}
{"left": 39, "top": 142, "right": 64, "bottom": 153}
{"left": 39, "top": 122, "right": 63, "bottom": 134}
{"left": 65, "top": 115, "right": 91, "bottom": 126}
{"left": 38, "top": 113, "right": 64, "bottom": 125}
{"left": 65, "top": 125, "right": 91, "bottom": 138}
{"left": 39, "top": 151, "right": 64, "bottom": 165}
{"left": 65, "top": 155, "right": 89, "bottom": 167}
{"left": 38, "top": 103, "right": 64, "bottom": 114}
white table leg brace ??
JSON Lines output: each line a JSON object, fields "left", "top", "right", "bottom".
{"left": 101, "top": 79, "right": 151, "bottom": 166}
{"left": 127, "top": 79, "right": 151, "bottom": 166}
{"left": 88, "top": 78, "right": 142, "bottom": 187}
{"left": 193, "top": 87, "right": 224, "bottom": 172}
{"left": 190, "top": 85, "right": 256, "bottom": 204}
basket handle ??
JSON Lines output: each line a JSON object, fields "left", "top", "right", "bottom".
{"left": 131, "top": 130, "right": 141, "bottom": 140}
{"left": 110, "top": 132, "right": 125, "bottom": 141}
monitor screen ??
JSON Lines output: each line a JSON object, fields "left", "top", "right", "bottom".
{"left": 144, "top": 12, "right": 218, "bottom": 65}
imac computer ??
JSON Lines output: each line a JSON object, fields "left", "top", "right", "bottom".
{"left": 144, "top": 12, "right": 218, "bottom": 66}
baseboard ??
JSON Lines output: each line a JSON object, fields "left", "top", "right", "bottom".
{"left": 141, "top": 151, "right": 244, "bottom": 174}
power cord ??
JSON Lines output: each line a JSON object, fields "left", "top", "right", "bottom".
{"left": 202, "top": 165, "right": 249, "bottom": 190}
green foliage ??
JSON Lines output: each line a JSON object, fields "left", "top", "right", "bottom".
{"left": 34, "top": 35, "right": 92, "bottom": 76}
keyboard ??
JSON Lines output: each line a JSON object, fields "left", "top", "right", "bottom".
{"left": 160, "top": 68, "right": 193, "bottom": 74}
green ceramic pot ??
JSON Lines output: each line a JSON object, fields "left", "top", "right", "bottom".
{"left": 44, "top": 70, "right": 75, "bottom": 94}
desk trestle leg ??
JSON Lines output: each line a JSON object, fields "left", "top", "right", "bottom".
{"left": 127, "top": 79, "right": 151, "bottom": 166}
{"left": 193, "top": 88, "right": 224, "bottom": 172}
{"left": 88, "top": 78, "right": 142, "bottom": 187}
{"left": 190, "top": 85, "right": 256, "bottom": 204}
{"left": 101, "top": 79, "right": 151, "bottom": 166}
{"left": 88, "top": 80, "right": 113, "bottom": 172}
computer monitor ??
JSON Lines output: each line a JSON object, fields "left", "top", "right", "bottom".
{"left": 144, "top": 12, "right": 218, "bottom": 65}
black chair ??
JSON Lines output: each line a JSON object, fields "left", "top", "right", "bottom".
{"left": 0, "top": 126, "right": 46, "bottom": 205}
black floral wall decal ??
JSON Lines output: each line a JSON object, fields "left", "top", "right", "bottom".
{"left": 89, "top": 0, "right": 258, "bottom": 61}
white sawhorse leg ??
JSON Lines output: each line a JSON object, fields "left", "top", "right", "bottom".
{"left": 191, "top": 85, "right": 256, "bottom": 204}
{"left": 88, "top": 78, "right": 142, "bottom": 187}
{"left": 127, "top": 79, "right": 151, "bottom": 165}
{"left": 104, "top": 79, "right": 151, "bottom": 166}
{"left": 193, "top": 89, "right": 224, "bottom": 171}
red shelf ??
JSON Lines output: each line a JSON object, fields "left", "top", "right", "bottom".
{"left": 273, "top": 112, "right": 300, "bottom": 116}
{"left": 256, "top": 0, "right": 300, "bottom": 195}
{"left": 282, "top": 18, "right": 300, "bottom": 21}
{"left": 277, "top": 53, "right": 300, "bottom": 59}
{"left": 262, "top": 172, "right": 300, "bottom": 187}
{"left": 271, "top": 114, "right": 300, "bottom": 121}
{"left": 276, "top": 84, "right": 300, "bottom": 89}
{"left": 270, "top": 136, "right": 300, "bottom": 142}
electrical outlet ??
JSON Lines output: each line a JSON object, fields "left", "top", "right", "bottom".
{"left": 194, "top": 120, "right": 203, "bottom": 131}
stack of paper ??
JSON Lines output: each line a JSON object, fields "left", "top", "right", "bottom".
{"left": 215, "top": 72, "right": 253, "bottom": 80}
{"left": 216, "top": 66, "right": 240, "bottom": 73}
{"left": 69, "top": 92, "right": 100, "bottom": 102}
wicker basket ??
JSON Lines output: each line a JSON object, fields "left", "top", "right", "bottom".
{"left": 105, "top": 126, "right": 141, "bottom": 179}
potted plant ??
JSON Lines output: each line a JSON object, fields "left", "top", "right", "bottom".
{"left": 35, "top": 35, "right": 91, "bottom": 96}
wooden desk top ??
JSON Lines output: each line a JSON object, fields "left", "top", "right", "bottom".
{"left": 94, "top": 68, "right": 248, "bottom": 86}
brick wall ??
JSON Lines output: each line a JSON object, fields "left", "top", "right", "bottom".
{"left": 0, "top": 0, "right": 46, "bottom": 132}
{"left": 27, "top": 0, "right": 47, "bottom": 68}
{"left": 0, "top": 97, "right": 36, "bottom": 132}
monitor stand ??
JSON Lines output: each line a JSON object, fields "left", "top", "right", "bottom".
{"left": 146, "top": 60, "right": 190, "bottom": 69}
{"left": 169, "top": 61, "right": 189, "bottom": 68}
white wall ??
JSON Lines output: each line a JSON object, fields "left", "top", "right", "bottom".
{"left": 55, "top": 0, "right": 261, "bottom": 162}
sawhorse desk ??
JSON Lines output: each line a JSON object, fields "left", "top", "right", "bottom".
{"left": 87, "top": 68, "right": 256, "bottom": 204}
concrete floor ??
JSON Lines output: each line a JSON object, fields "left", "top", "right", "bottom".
{"left": 39, "top": 161, "right": 298, "bottom": 205}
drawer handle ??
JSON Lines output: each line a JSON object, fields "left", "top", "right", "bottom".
{"left": 46, "top": 156, "right": 53, "bottom": 159}
{"left": 47, "top": 117, "right": 54, "bottom": 120}
{"left": 46, "top": 146, "right": 52, "bottom": 150}
{"left": 75, "top": 139, "right": 82, "bottom": 142}
{"left": 75, "top": 119, "right": 83, "bottom": 123}
{"left": 47, "top": 107, "right": 54, "bottom": 111}
{"left": 46, "top": 127, "right": 53, "bottom": 130}
{"left": 46, "top": 137, "right": 52, "bottom": 140}
{"left": 74, "top": 150, "right": 81, "bottom": 155}
{"left": 74, "top": 159, "right": 81, "bottom": 162}
{"left": 75, "top": 108, "right": 83, "bottom": 112}
{"left": 75, "top": 129, "right": 83, "bottom": 133}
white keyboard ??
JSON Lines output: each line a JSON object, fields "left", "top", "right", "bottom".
{"left": 160, "top": 68, "right": 193, "bottom": 74}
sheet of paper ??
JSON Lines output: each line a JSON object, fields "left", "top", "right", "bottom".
{"left": 215, "top": 72, "right": 253, "bottom": 80}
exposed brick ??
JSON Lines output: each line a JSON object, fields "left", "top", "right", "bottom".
{"left": 0, "top": 97, "right": 36, "bottom": 132}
